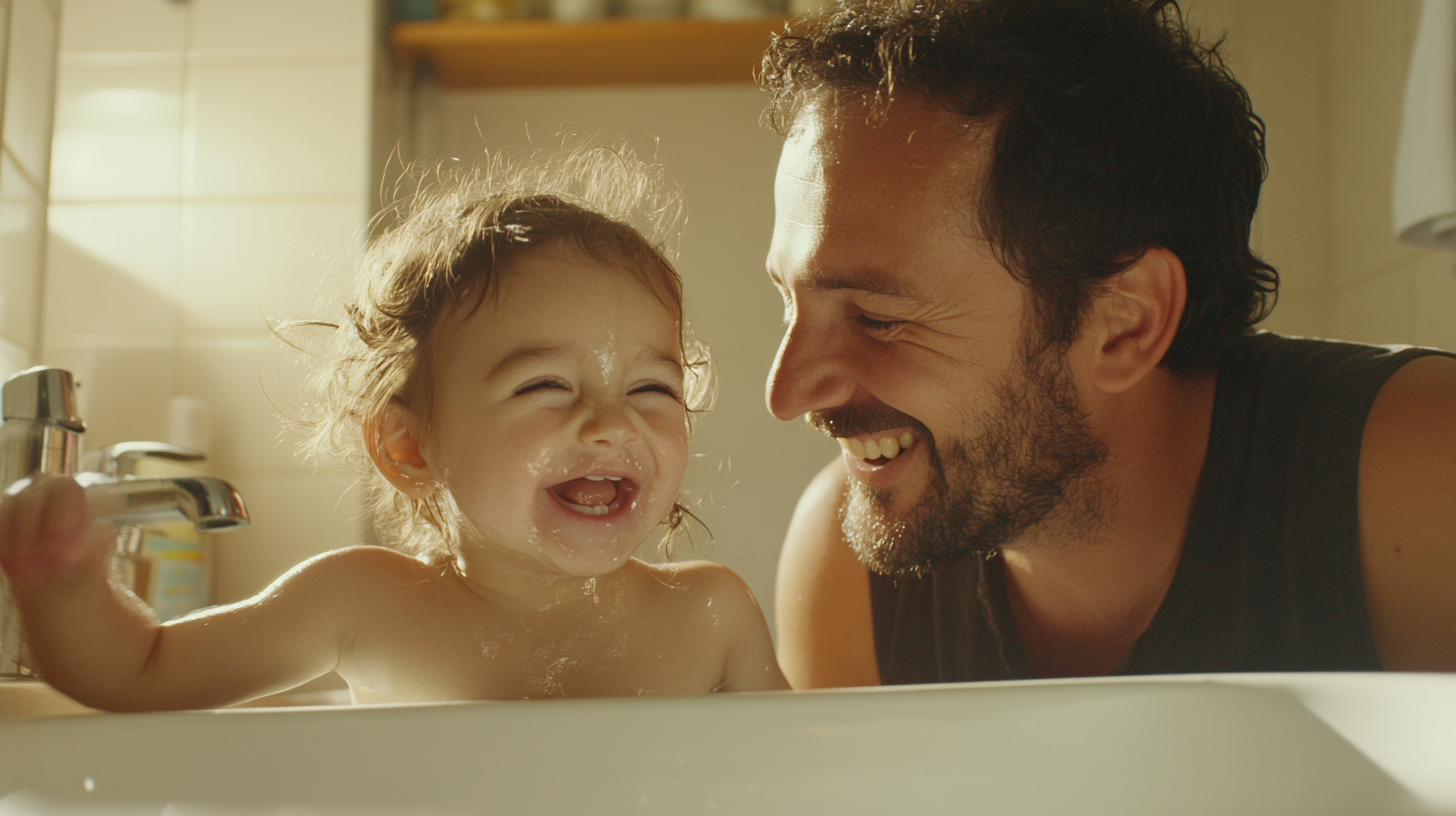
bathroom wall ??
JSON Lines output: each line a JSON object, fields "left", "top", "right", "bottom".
{"left": 42, "top": 0, "right": 375, "bottom": 604}
{"left": 0, "top": 0, "right": 60, "bottom": 380}
{"left": 1322, "top": 0, "right": 1456, "bottom": 351}
{"left": 1186, "top": 0, "right": 1456, "bottom": 350}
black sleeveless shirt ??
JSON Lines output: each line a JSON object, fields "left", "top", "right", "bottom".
{"left": 869, "top": 332, "right": 1455, "bottom": 682}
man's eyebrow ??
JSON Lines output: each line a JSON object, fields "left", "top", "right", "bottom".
{"left": 791, "top": 267, "right": 930, "bottom": 302}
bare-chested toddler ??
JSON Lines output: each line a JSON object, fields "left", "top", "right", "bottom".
{"left": 0, "top": 146, "right": 789, "bottom": 709}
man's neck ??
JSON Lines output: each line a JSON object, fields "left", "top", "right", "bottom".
{"left": 1001, "top": 368, "right": 1218, "bottom": 678}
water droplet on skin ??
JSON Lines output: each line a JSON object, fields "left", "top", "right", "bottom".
{"left": 596, "top": 331, "right": 618, "bottom": 385}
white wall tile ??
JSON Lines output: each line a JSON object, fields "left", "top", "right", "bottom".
{"left": 1329, "top": 262, "right": 1417, "bottom": 346}
{"left": 1325, "top": 0, "right": 1422, "bottom": 291}
{"left": 190, "top": 60, "right": 369, "bottom": 199}
{"left": 3, "top": 0, "right": 59, "bottom": 184}
{"left": 174, "top": 337, "right": 309, "bottom": 475}
{"left": 1411, "top": 252, "right": 1456, "bottom": 352}
{"left": 44, "top": 202, "right": 181, "bottom": 335}
{"left": 210, "top": 471, "right": 366, "bottom": 603}
{"left": 49, "top": 64, "right": 184, "bottom": 201}
{"left": 1235, "top": 0, "right": 1327, "bottom": 340}
{"left": 0, "top": 151, "right": 45, "bottom": 350}
{"left": 180, "top": 199, "right": 364, "bottom": 334}
{"left": 0, "top": 335, "right": 30, "bottom": 380}
{"left": 192, "top": 0, "right": 372, "bottom": 58}
{"left": 0, "top": 3, "right": 10, "bottom": 101}
{"left": 58, "top": 0, "right": 187, "bottom": 56}
{"left": 39, "top": 340, "right": 175, "bottom": 450}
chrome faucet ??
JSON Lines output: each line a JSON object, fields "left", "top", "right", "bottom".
{"left": 0, "top": 367, "right": 250, "bottom": 680}
{"left": 82, "top": 441, "right": 249, "bottom": 532}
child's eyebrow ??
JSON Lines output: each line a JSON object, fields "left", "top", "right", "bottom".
{"left": 487, "top": 346, "right": 571, "bottom": 379}
{"left": 487, "top": 346, "right": 684, "bottom": 379}
{"left": 636, "top": 349, "right": 684, "bottom": 376}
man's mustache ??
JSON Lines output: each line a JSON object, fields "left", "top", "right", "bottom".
{"left": 807, "top": 401, "right": 928, "bottom": 440}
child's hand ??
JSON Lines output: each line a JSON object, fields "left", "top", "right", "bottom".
{"left": 0, "top": 475, "right": 115, "bottom": 591}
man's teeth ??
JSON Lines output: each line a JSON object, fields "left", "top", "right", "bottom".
{"left": 583, "top": 476, "right": 623, "bottom": 482}
{"left": 837, "top": 431, "right": 916, "bottom": 461}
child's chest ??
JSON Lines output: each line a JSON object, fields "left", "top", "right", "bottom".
{"left": 338, "top": 593, "right": 727, "bottom": 702}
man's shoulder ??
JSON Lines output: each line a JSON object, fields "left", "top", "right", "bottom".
{"left": 1215, "top": 330, "right": 1455, "bottom": 427}
{"left": 1358, "top": 353, "right": 1456, "bottom": 671}
{"left": 1228, "top": 329, "right": 1455, "bottom": 373}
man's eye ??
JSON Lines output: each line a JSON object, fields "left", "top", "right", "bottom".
{"left": 856, "top": 315, "right": 906, "bottom": 333}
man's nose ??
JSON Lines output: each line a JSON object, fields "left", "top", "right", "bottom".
{"left": 765, "top": 317, "right": 857, "bottom": 421}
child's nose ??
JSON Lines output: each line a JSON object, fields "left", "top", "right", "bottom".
{"left": 578, "top": 401, "right": 638, "bottom": 448}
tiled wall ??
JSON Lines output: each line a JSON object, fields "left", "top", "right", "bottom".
{"left": 1324, "top": 0, "right": 1456, "bottom": 351}
{"left": 42, "top": 0, "right": 375, "bottom": 603}
{"left": 0, "top": 0, "right": 60, "bottom": 379}
{"left": 1189, "top": 0, "right": 1456, "bottom": 350}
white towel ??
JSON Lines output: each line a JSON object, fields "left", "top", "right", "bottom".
{"left": 1394, "top": 0, "right": 1456, "bottom": 249}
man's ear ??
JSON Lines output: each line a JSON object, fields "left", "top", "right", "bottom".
{"left": 1087, "top": 247, "right": 1186, "bottom": 395}
{"left": 366, "top": 403, "right": 436, "bottom": 500}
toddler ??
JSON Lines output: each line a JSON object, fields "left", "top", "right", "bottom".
{"left": 0, "top": 144, "right": 789, "bottom": 709}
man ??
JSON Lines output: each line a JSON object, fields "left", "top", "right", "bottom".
{"left": 761, "top": 0, "right": 1456, "bottom": 687}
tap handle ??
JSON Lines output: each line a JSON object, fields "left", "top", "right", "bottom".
{"left": 94, "top": 442, "right": 206, "bottom": 477}
{"left": 2, "top": 367, "right": 84, "bottom": 432}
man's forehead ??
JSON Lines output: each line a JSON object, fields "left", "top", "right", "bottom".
{"left": 777, "top": 98, "right": 992, "bottom": 229}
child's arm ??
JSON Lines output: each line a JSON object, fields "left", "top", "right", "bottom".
{"left": 0, "top": 475, "right": 351, "bottom": 711}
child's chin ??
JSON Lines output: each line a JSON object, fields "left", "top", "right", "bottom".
{"left": 539, "top": 542, "right": 640, "bottom": 577}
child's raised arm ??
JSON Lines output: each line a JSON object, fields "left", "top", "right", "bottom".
{"left": 0, "top": 475, "right": 349, "bottom": 711}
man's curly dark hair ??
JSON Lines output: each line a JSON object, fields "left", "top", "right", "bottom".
{"left": 760, "top": 0, "right": 1279, "bottom": 372}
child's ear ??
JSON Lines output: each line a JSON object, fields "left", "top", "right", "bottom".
{"left": 1085, "top": 247, "right": 1186, "bottom": 395}
{"left": 367, "top": 403, "right": 436, "bottom": 500}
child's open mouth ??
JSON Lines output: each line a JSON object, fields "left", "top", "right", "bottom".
{"left": 548, "top": 475, "right": 638, "bottom": 518}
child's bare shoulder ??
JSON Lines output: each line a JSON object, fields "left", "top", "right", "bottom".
{"left": 629, "top": 559, "right": 764, "bottom": 617}
{"left": 270, "top": 546, "right": 449, "bottom": 598}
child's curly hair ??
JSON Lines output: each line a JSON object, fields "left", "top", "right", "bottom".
{"left": 286, "top": 140, "right": 714, "bottom": 562}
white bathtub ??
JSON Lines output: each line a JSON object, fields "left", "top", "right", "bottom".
{"left": 0, "top": 673, "right": 1452, "bottom": 815}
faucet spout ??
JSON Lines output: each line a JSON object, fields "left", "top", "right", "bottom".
{"left": 81, "top": 474, "right": 250, "bottom": 532}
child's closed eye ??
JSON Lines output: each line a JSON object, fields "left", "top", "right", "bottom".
{"left": 630, "top": 382, "right": 683, "bottom": 402}
{"left": 513, "top": 378, "right": 571, "bottom": 396}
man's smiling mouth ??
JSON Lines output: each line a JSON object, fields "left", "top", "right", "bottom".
{"left": 836, "top": 430, "right": 918, "bottom": 464}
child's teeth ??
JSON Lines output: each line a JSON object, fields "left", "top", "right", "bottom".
{"left": 606, "top": 476, "right": 621, "bottom": 481}
{"left": 585, "top": 476, "right": 606, "bottom": 481}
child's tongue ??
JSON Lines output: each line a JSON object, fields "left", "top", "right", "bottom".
{"left": 553, "top": 477, "right": 619, "bottom": 508}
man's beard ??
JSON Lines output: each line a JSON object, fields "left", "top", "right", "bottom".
{"left": 810, "top": 333, "right": 1109, "bottom": 577}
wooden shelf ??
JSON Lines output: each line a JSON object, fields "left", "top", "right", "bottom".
{"left": 392, "top": 18, "right": 788, "bottom": 89}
